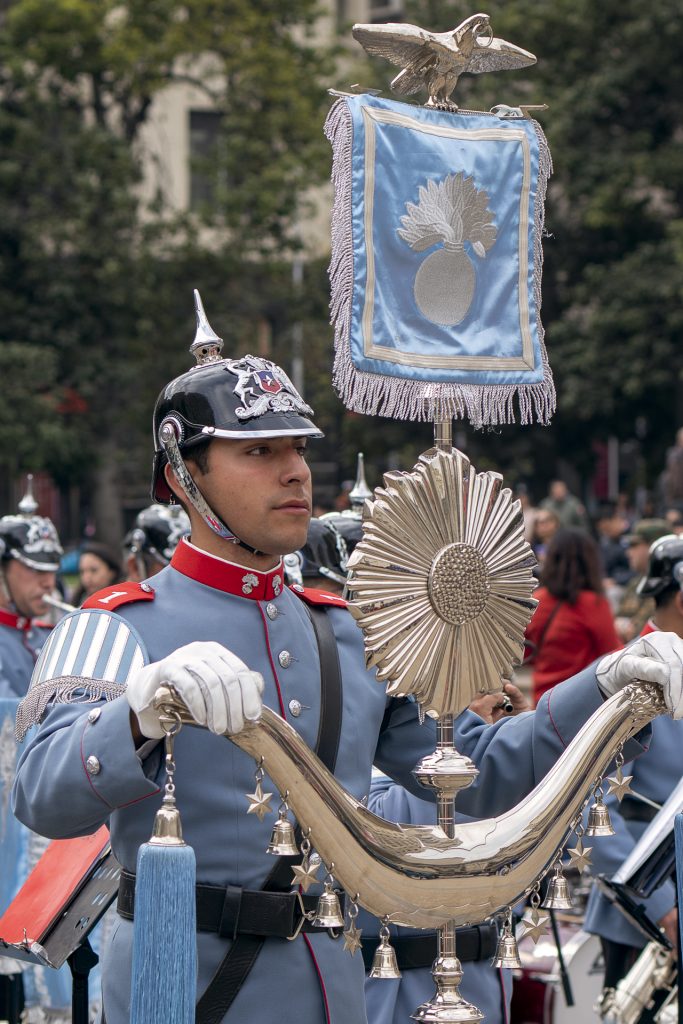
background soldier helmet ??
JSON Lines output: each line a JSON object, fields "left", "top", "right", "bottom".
{"left": 124, "top": 504, "right": 191, "bottom": 567}
{"left": 284, "top": 518, "right": 349, "bottom": 589}
{"left": 636, "top": 534, "right": 683, "bottom": 598}
{"left": 0, "top": 476, "right": 62, "bottom": 572}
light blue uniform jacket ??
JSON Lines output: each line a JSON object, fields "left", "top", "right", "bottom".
{"left": 0, "top": 618, "right": 51, "bottom": 698}
{"left": 583, "top": 713, "right": 680, "bottom": 949}
{"left": 362, "top": 776, "right": 511, "bottom": 1024}
{"left": 12, "top": 553, "right": 644, "bottom": 1024}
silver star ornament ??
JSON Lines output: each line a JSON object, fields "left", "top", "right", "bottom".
{"left": 343, "top": 920, "right": 363, "bottom": 956}
{"left": 291, "top": 859, "right": 320, "bottom": 894}
{"left": 520, "top": 907, "right": 550, "bottom": 944}
{"left": 566, "top": 837, "right": 593, "bottom": 873}
{"left": 605, "top": 766, "right": 634, "bottom": 802}
{"left": 245, "top": 781, "right": 274, "bottom": 822}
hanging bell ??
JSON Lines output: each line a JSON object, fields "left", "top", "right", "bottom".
{"left": 368, "top": 932, "right": 402, "bottom": 979}
{"left": 585, "top": 798, "right": 615, "bottom": 837}
{"left": 491, "top": 929, "right": 522, "bottom": 969}
{"left": 541, "top": 870, "right": 573, "bottom": 910}
{"left": 312, "top": 881, "right": 345, "bottom": 930}
{"left": 266, "top": 809, "right": 299, "bottom": 856}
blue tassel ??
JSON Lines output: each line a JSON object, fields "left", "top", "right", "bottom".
{"left": 674, "top": 813, "right": 683, "bottom": 956}
{"left": 130, "top": 817, "right": 197, "bottom": 1024}
{"left": 130, "top": 719, "right": 197, "bottom": 1024}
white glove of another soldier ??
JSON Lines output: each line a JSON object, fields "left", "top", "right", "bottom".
{"left": 596, "top": 632, "right": 683, "bottom": 719}
{"left": 127, "top": 641, "right": 264, "bottom": 739}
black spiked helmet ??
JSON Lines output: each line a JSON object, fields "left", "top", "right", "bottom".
{"left": 152, "top": 290, "right": 323, "bottom": 506}
{"left": 637, "top": 534, "right": 683, "bottom": 598}
{"left": 283, "top": 518, "right": 349, "bottom": 588}
{"left": 0, "top": 476, "right": 63, "bottom": 572}
{"left": 123, "top": 505, "right": 191, "bottom": 567}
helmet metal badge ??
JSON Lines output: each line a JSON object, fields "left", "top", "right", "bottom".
{"left": 0, "top": 475, "right": 63, "bottom": 573}
{"left": 152, "top": 290, "right": 323, "bottom": 553}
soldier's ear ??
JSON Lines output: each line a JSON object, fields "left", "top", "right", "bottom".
{"left": 163, "top": 463, "right": 186, "bottom": 505}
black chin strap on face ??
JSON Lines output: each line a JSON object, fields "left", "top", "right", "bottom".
{"left": 160, "top": 421, "right": 262, "bottom": 556}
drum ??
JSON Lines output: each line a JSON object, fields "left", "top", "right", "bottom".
{"left": 511, "top": 922, "right": 604, "bottom": 1024}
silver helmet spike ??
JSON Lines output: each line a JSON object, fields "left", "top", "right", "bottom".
{"left": 17, "top": 474, "right": 39, "bottom": 517}
{"left": 348, "top": 453, "right": 373, "bottom": 512}
{"left": 190, "top": 289, "right": 224, "bottom": 366}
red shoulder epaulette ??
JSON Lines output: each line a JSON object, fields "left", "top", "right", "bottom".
{"left": 290, "top": 585, "right": 347, "bottom": 609}
{"left": 82, "top": 581, "right": 156, "bottom": 611}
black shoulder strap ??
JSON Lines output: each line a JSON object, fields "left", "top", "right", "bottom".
{"left": 195, "top": 605, "right": 343, "bottom": 1023}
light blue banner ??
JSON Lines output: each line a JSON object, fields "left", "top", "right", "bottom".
{"left": 326, "top": 94, "right": 554, "bottom": 424}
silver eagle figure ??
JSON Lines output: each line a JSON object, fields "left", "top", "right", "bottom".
{"left": 352, "top": 13, "right": 536, "bottom": 109}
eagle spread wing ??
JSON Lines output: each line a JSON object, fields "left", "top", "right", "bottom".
{"left": 464, "top": 39, "right": 536, "bottom": 75}
{"left": 351, "top": 22, "right": 454, "bottom": 70}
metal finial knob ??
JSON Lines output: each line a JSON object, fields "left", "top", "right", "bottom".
{"left": 190, "top": 289, "right": 224, "bottom": 366}
{"left": 348, "top": 453, "right": 372, "bottom": 511}
{"left": 17, "top": 474, "right": 38, "bottom": 517}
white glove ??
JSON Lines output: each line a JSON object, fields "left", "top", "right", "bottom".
{"left": 127, "top": 641, "right": 264, "bottom": 739}
{"left": 596, "top": 632, "right": 683, "bottom": 719}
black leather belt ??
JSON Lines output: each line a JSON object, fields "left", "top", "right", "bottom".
{"left": 360, "top": 924, "right": 498, "bottom": 971}
{"left": 117, "top": 869, "right": 345, "bottom": 941}
{"left": 619, "top": 796, "right": 659, "bottom": 824}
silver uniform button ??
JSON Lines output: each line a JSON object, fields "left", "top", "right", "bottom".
{"left": 140, "top": 582, "right": 154, "bottom": 594}
{"left": 288, "top": 699, "right": 302, "bottom": 717}
{"left": 85, "top": 755, "right": 101, "bottom": 776}
{"left": 88, "top": 708, "right": 102, "bottom": 724}
{"left": 266, "top": 603, "right": 278, "bottom": 620}
{"left": 278, "top": 650, "right": 292, "bottom": 669}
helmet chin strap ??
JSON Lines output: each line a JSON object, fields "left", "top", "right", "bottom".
{"left": 160, "top": 423, "right": 264, "bottom": 557}
{"left": 0, "top": 564, "right": 13, "bottom": 609}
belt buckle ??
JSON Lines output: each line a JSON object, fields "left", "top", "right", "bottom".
{"left": 286, "top": 891, "right": 314, "bottom": 942}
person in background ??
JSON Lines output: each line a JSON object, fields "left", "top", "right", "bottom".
{"left": 614, "top": 519, "right": 669, "bottom": 642}
{"left": 531, "top": 508, "right": 560, "bottom": 569}
{"left": 73, "top": 540, "right": 122, "bottom": 604}
{"left": 584, "top": 535, "right": 683, "bottom": 1019}
{"left": 526, "top": 528, "right": 622, "bottom": 705}
{"left": 123, "top": 504, "right": 191, "bottom": 582}
{"left": 540, "top": 480, "right": 589, "bottom": 531}
{"left": 363, "top": 683, "right": 530, "bottom": 1024}
{"left": 663, "top": 506, "right": 683, "bottom": 536}
{"left": 594, "top": 502, "right": 631, "bottom": 598}
{"left": 0, "top": 486, "right": 63, "bottom": 698}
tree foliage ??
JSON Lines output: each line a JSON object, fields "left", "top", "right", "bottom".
{"left": 0, "top": 0, "right": 334, "bottom": 539}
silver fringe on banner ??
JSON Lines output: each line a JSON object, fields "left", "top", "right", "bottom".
{"left": 324, "top": 98, "right": 556, "bottom": 428}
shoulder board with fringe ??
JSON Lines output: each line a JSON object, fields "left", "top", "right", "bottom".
{"left": 82, "top": 582, "right": 156, "bottom": 611}
{"left": 15, "top": 608, "right": 147, "bottom": 741}
{"left": 289, "top": 586, "right": 347, "bottom": 608}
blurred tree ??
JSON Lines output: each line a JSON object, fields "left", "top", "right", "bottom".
{"left": 0, "top": 0, "right": 332, "bottom": 542}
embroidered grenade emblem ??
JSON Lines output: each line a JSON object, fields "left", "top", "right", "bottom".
{"left": 397, "top": 172, "right": 497, "bottom": 326}
{"left": 242, "top": 573, "right": 259, "bottom": 595}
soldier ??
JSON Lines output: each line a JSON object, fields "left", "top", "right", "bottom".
{"left": 11, "top": 295, "right": 683, "bottom": 1024}
{"left": 0, "top": 480, "right": 63, "bottom": 698}
{"left": 614, "top": 519, "right": 669, "bottom": 641}
{"left": 123, "top": 504, "right": 191, "bottom": 582}
{"left": 0, "top": 481, "right": 69, "bottom": 1024}
{"left": 585, "top": 534, "right": 683, "bottom": 1016}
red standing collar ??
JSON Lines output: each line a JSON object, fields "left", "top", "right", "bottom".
{"left": 0, "top": 608, "right": 52, "bottom": 632}
{"left": 171, "top": 539, "right": 285, "bottom": 601}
